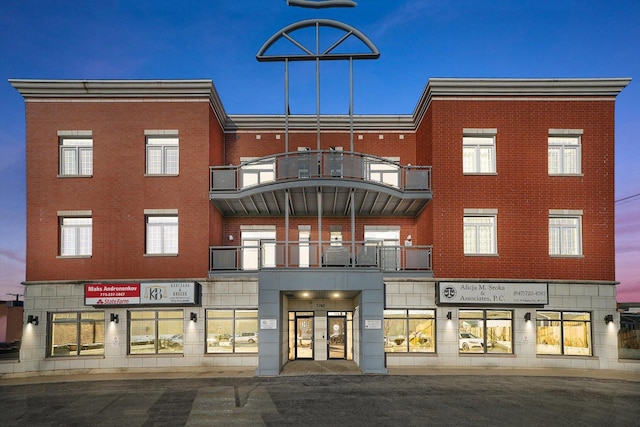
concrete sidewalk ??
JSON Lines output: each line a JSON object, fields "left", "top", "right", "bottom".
{"left": 1, "top": 361, "right": 639, "bottom": 385}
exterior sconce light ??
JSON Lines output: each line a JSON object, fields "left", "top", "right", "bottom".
{"left": 27, "top": 315, "right": 39, "bottom": 325}
{"left": 604, "top": 314, "right": 614, "bottom": 324}
{"left": 524, "top": 312, "right": 531, "bottom": 322}
{"left": 229, "top": 235, "right": 234, "bottom": 241}
{"left": 110, "top": 313, "right": 119, "bottom": 324}
{"left": 190, "top": 312, "right": 198, "bottom": 323}
{"left": 446, "top": 311, "right": 452, "bottom": 320}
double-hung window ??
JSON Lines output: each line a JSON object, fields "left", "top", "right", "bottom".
{"left": 549, "top": 210, "right": 582, "bottom": 256}
{"left": 59, "top": 211, "right": 92, "bottom": 257}
{"left": 548, "top": 130, "right": 582, "bottom": 175}
{"left": 145, "top": 211, "right": 178, "bottom": 255}
{"left": 464, "top": 210, "right": 497, "bottom": 255}
{"left": 59, "top": 132, "right": 93, "bottom": 176}
{"left": 463, "top": 129, "right": 496, "bottom": 174}
{"left": 146, "top": 134, "right": 179, "bottom": 175}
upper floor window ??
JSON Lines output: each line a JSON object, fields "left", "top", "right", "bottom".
{"left": 145, "top": 212, "right": 178, "bottom": 255}
{"left": 549, "top": 211, "right": 582, "bottom": 256}
{"left": 59, "top": 212, "right": 92, "bottom": 257}
{"left": 548, "top": 130, "right": 582, "bottom": 175}
{"left": 59, "top": 132, "right": 93, "bottom": 176}
{"left": 240, "top": 157, "right": 275, "bottom": 188}
{"left": 366, "top": 157, "right": 400, "bottom": 187}
{"left": 464, "top": 210, "right": 497, "bottom": 255}
{"left": 146, "top": 134, "right": 179, "bottom": 175}
{"left": 463, "top": 129, "right": 496, "bottom": 174}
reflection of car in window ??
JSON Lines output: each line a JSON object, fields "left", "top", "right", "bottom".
{"left": 230, "top": 332, "right": 258, "bottom": 344}
{"left": 459, "top": 333, "right": 484, "bottom": 351}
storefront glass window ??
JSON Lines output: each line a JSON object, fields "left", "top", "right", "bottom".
{"left": 49, "top": 311, "right": 105, "bottom": 357}
{"left": 206, "top": 309, "right": 258, "bottom": 354}
{"left": 129, "top": 310, "right": 183, "bottom": 354}
{"left": 384, "top": 309, "right": 435, "bottom": 353}
{"left": 536, "top": 311, "right": 591, "bottom": 356}
{"left": 459, "top": 309, "right": 513, "bottom": 354}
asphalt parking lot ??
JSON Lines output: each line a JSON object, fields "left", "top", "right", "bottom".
{"left": 1, "top": 372, "right": 639, "bottom": 426}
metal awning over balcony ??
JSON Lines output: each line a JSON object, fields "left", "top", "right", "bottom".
{"left": 210, "top": 151, "right": 431, "bottom": 217}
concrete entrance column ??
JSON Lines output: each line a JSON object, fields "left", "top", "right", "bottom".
{"left": 256, "top": 270, "right": 386, "bottom": 376}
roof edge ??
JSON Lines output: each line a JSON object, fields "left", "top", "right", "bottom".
{"left": 412, "top": 77, "right": 632, "bottom": 128}
{"left": 8, "top": 79, "right": 229, "bottom": 128}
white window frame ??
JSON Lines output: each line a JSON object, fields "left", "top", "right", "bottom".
{"left": 548, "top": 131, "right": 582, "bottom": 175}
{"left": 366, "top": 157, "right": 400, "bottom": 188}
{"left": 240, "top": 157, "right": 275, "bottom": 188}
{"left": 464, "top": 211, "right": 497, "bottom": 255}
{"left": 59, "top": 214, "right": 92, "bottom": 257}
{"left": 145, "top": 214, "right": 178, "bottom": 255}
{"left": 549, "top": 211, "right": 582, "bottom": 256}
{"left": 59, "top": 136, "right": 93, "bottom": 177}
{"left": 146, "top": 136, "right": 179, "bottom": 175}
{"left": 241, "top": 227, "right": 276, "bottom": 270}
{"left": 463, "top": 129, "right": 496, "bottom": 174}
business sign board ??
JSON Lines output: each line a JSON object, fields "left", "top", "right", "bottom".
{"left": 85, "top": 284, "right": 141, "bottom": 305}
{"left": 438, "top": 282, "right": 548, "bottom": 305}
{"left": 85, "top": 282, "right": 198, "bottom": 306}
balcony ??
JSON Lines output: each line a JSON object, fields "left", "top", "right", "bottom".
{"left": 209, "top": 241, "right": 432, "bottom": 275}
{"left": 210, "top": 151, "right": 432, "bottom": 217}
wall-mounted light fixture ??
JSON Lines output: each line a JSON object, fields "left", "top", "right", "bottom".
{"left": 229, "top": 235, "right": 234, "bottom": 241}
{"left": 190, "top": 312, "right": 198, "bottom": 323}
{"left": 110, "top": 313, "right": 119, "bottom": 324}
{"left": 446, "top": 311, "right": 452, "bottom": 320}
{"left": 604, "top": 314, "right": 614, "bottom": 324}
{"left": 524, "top": 312, "right": 531, "bottom": 322}
{"left": 27, "top": 315, "right": 39, "bottom": 325}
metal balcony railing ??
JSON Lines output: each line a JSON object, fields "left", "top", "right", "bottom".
{"left": 210, "top": 151, "right": 431, "bottom": 192}
{"left": 209, "top": 241, "right": 432, "bottom": 272}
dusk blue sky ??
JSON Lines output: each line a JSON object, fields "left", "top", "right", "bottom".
{"left": 1, "top": 1, "right": 639, "bottom": 301}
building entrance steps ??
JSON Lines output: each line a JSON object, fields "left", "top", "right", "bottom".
{"left": 280, "top": 360, "right": 362, "bottom": 376}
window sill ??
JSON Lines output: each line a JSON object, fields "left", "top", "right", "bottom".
{"left": 548, "top": 173, "right": 584, "bottom": 177}
{"left": 144, "top": 253, "right": 178, "bottom": 257}
{"left": 464, "top": 253, "right": 499, "bottom": 257}
{"left": 127, "top": 353, "right": 184, "bottom": 358}
{"left": 458, "top": 353, "right": 516, "bottom": 357}
{"left": 537, "top": 354, "right": 595, "bottom": 359}
{"left": 57, "top": 174, "right": 93, "bottom": 178}
{"left": 46, "top": 355, "right": 105, "bottom": 360}
{"left": 463, "top": 172, "right": 498, "bottom": 176}
{"left": 144, "top": 174, "right": 180, "bottom": 177}
{"left": 549, "top": 255, "right": 584, "bottom": 258}
{"left": 57, "top": 255, "right": 92, "bottom": 259}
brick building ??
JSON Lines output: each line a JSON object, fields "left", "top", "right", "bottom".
{"left": 2, "top": 76, "right": 637, "bottom": 377}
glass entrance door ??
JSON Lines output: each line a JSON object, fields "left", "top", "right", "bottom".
{"left": 294, "top": 314, "right": 313, "bottom": 359}
{"left": 328, "top": 314, "right": 346, "bottom": 359}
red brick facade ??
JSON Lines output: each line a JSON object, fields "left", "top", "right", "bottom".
{"left": 16, "top": 79, "right": 624, "bottom": 285}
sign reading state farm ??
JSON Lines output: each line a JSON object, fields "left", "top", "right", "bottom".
{"left": 438, "top": 282, "right": 548, "bottom": 305}
{"left": 85, "top": 283, "right": 197, "bottom": 306}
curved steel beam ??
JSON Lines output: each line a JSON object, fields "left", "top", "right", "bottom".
{"left": 257, "top": 19, "right": 380, "bottom": 62}
{"left": 288, "top": 0, "right": 357, "bottom": 8}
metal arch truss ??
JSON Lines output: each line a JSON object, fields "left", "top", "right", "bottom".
{"left": 287, "top": 0, "right": 357, "bottom": 9}
{"left": 256, "top": 19, "right": 379, "bottom": 62}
